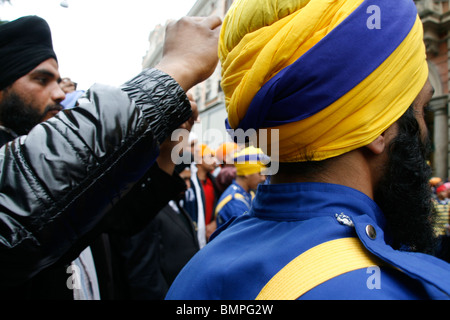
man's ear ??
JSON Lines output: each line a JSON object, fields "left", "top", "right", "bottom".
{"left": 365, "top": 123, "right": 398, "bottom": 155}
{"left": 365, "top": 134, "right": 386, "bottom": 155}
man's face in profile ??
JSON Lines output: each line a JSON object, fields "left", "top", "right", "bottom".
{"left": 0, "top": 58, "right": 64, "bottom": 135}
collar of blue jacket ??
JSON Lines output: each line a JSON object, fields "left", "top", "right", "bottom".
{"left": 166, "top": 182, "right": 450, "bottom": 299}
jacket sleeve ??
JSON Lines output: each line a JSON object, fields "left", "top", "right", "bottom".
{"left": 103, "top": 161, "right": 188, "bottom": 236}
{"left": 0, "top": 68, "right": 191, "bottom": 287}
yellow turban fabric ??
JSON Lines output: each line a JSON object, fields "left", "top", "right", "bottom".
{"left": 220, "top": 0, "right": 428, "bottom": 162}
{"left": 234, "top": 146, "right": 267, "bottom": 176}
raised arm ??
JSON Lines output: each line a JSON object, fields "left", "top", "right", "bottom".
{"left": 0, "top": 16, "right": 221, "bottom": 287}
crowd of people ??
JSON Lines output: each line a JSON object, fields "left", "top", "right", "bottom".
{"left": 429, "top": 177, "right": 450, "bottom": 262}
{"left": 0, "top": 14, "right": 266, "bottom": 299}
{"left": 1, "top": 0, "right": 450, "bottom": 301}
{"left": 0, "top": 13, "right": 224, "bottom": 299}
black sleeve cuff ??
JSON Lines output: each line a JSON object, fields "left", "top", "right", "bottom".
{"left": 120, "top": 68, "right": 192, "bottom": 144}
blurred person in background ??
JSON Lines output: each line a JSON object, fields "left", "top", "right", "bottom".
{"left": 215, "top": 146, "right": 266, "bottom": 229}
{"left": 432, "top": 184, "right": 450, "bottom": 262}
{"left": 0, "top": 14, "right": 221, "bottom": 299}
{"left": 214, "top": 142, "right": 240, "bottom": 194}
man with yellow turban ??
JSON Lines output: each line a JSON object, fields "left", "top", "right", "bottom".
{"left": 167, "top": 0, "right": 450, "bottom": 299}
{"left": 215, "top": 146, "right": 266, "bottom": 228}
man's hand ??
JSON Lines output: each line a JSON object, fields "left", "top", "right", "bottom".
{"left": 156, "top": 16, "right": 222, "bottom": 91}
{"left": 156, "top": 91, "right": 198, "bottom": 175}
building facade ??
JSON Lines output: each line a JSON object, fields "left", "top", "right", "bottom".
{"left": 142, "top": 0, "right": 450, "bottom": 178}
{"left": 416, "top": 0, "right": 450, "bottom": 179}
{"left": 142, "top": 0, "right": 232, "bottom": 150}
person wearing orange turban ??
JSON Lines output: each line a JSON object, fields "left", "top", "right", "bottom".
{"left": 194, "top": 144, "right": 220, "bottom": 241}
{"left": 215, "top": 142, "right": 240, "bottom": 193}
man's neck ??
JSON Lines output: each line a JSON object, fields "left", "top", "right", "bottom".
{"left": 197, "top": 167, "right": 208, "bottom": 181}
{"left": 270, "top": 149, "right": 380, "bottom": 200}
{"left": 235, "top": 177, "right": 249, "bottom": 192}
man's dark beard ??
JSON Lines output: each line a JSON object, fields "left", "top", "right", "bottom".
{"left": 374, "top": 107, "right": 436, "bottom": 254}
{"left": 0, "top": 91, "right": 62, "bottom": 135}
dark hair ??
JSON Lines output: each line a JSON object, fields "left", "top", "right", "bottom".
{"left": 374, "top": 106, "right": 435, "bottom": 253}
{"left": 278, "top": 106, "right": 436, "bottom": 253}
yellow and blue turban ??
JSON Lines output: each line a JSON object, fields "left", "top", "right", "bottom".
{"left": 234, "top": 146, "right": 268, "bottom": 176}
{"left": 220, "top": 0, "right": 428, "bottom": 162}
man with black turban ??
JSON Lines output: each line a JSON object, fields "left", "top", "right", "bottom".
{"left": 0, "top": 14, "right": 222, "bottom": 300}
{"left": 0, "top": 16, "right": 64, "bottom": 143}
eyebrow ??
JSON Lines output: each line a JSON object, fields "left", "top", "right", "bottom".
{"left": 30, "top": 69, "right": 62, "bottom": 83}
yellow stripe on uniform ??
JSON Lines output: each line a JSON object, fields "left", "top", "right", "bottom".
{"left": 215, "top": 194, "right": 233, "bottom": 216}
{"left": 255, "top": 237, "right": 385, "bottom": 300}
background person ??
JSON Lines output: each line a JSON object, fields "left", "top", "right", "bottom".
{"left": 214, "top": 142, "right": 240, "bottom": 194}
{"left": 215, "top": 146, "right": 266, "bottom": 228}
{"left": 0, "top": 14, "right": 221, "bottom": 294}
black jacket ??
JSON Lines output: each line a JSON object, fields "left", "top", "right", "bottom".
{"left": 0, "top": 68, "right": 191, "bottom": 289}
{"left": 106, "top": 200, "right": 199, "bottom": 299}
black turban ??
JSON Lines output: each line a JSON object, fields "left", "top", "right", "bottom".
{"left": 0, "top": 15, "right": 57, "bottom": 90}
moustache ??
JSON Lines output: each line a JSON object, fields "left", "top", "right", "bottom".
{"left": 45, "top": 104, "right": 64, "bottom": 113}
{"left": 39, "top": 104, "right": 64, "bottom": 121}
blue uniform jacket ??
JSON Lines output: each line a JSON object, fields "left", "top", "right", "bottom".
{"left": 166, "top": 182, "right": 450, "bottom": 299}
{"left": 215, "top": 181, "right": 252, "bottom": 229}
